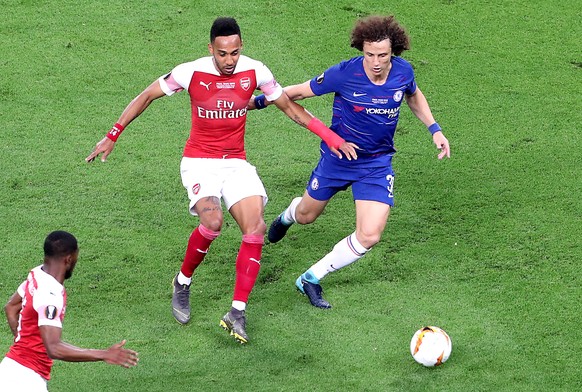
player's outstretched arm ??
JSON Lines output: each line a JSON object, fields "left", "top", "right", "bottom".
{"left": 248, "top": 81, "right": 314, "bottom": 110}
{"left": 283, "top": 81, "right": 316, "bottom": 101}
{"left": 4, "top": 291, "right": 22, "bottom": 337}
{"left": 40, "top": 326, "right": 139, "bottom": 367}
{"left": 405, "top": 87, "right": 450, "bottom": 159}
{"left": 85, "top": 81, "right": 166, "bottom": 163}
{"left": 270, "top": 92, "right": 359, "bottom": 160}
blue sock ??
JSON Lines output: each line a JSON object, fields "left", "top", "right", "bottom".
{"left": 302, "top": 270, "right": 320, "bottom": 284}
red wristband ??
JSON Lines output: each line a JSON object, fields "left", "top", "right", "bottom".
{"left": 306, "top": 117, "right": 344, "bottom": 149}
{"left": 106, "top": 123, "right": 125, "bottom": 142}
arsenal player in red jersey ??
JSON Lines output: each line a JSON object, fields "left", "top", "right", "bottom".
{"left": 85, "top": 17, "right": 358, "bottom": 344}
{"left": 0, "top": 231, "right": 138, "bottom": 392}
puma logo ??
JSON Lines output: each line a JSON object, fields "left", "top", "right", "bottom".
{"left": 199, "top": 81, "right": 212, "bottom": 91}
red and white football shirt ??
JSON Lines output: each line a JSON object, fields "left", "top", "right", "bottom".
{"left": 5, "top": 266, "right": 67, "bottom": 380}
{"left": 158, "top": 55, "right": 283, "bottom": 159}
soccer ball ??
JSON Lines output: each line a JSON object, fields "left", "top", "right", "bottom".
{"left": 410, "top": 326, "right": 452, "bottom": 367}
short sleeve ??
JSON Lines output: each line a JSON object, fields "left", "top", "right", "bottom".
{"left": 255, "top": 62, "right": 283, "bottom": 101}
{"left": 402, "top": 59, "right": 417, "bottom": 95}
{"left": 33, "top": 287, "right": 64, "bottom": 328}
{"left": 405, "top": 78, "right": 417, "bottom": 95}
{"left": 309, "top": 62, "right": 346, "bottom": 96}
{"left": 158, "top": 62, "right": 195, "bottom": 96}
{"left": 16, "top": 281, "right": 26, "bottom": 297}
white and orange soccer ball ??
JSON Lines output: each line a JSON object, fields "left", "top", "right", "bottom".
{"left": 410, "top": 326, "right": 452, "bottom": 367}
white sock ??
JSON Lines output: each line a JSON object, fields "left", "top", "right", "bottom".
{"left": 177, "top": 271, "right": 192, "bottom": 286}
{"left": 232, "top": 300, "right": 246, "bottom": 311}
{"left": 310, "top": 233, "right": 368, "bottom": 281}
{"left": 282, "top": 197, "right": 302, "bottom": 225}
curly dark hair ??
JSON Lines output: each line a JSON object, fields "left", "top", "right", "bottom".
{"left": 350, "top": 15, "right": 410, "bottom": 56}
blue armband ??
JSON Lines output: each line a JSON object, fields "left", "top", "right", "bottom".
{"left": 428, "top": 122, "right": 442, "bottom": 135}
{"left": 254, "top": 94, "right": 267, "bottom": 110}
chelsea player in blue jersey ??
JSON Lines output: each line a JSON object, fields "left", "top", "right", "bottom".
{"left": 252, "top": 15, "right": 450, "bottom": 308}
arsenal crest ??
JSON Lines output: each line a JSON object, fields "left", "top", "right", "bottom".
{"left": 240, "top": 77, "right": 251, "bottom": 91}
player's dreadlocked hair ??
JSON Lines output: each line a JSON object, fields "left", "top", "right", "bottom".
{"left": 210, "top": 17, "right": 242, "bottom": 42}
{"left": 350, "top": 15, "right": 410, "bottom": 56}
{"left": 44, "top": 231, "right": 78, "bottom": 258}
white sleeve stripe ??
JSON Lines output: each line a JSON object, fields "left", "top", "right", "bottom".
{"left": 158, "top": 76, "right": 176, "bottom": 96}
{"left": 17, "top": 281, "right": 26, "bottom": 297}
{"left": 38, "top": 319, "right": 63, "bottom": 328}
{"left": 264, "top": 85, "right": 283, "bottom": 102}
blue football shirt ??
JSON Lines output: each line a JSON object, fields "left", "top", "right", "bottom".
{"left": 310, "top": 56, "right": 417, "bottom": 168}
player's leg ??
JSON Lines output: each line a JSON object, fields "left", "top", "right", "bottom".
{"left": 268, "top": 166, "right": 338, "bottom": 243}
{"left": 230, "top": 195, "right": 266, "bottom": 311}
{"left": 297, "top": 168, "right": 394, "bottom": 308}
{"left": 218, "top": 160, "right": 267, "bottom": 343}
{"left": 172, "top": 158, "right": 224, "bottom": 324}
{"left": 220, "top": 195, "right": 265, "bottom": 344}
{"left": 179, "top": 197, "right": 223, "bottom": 281}
{"left": 268, "top": 191, "right": 329, "bottom": 243}
{"left": 354, "top": 200, "right": 391, "bottom": 247}
{"left": 297, "top": 201, "right": 390, "bottom": 308}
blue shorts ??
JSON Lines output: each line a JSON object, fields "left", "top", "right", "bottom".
{"left": 306, "top": 154, "right": 395, "bottom": 206}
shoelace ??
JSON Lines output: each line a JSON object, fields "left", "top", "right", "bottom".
{"left": 176, "top": 285, "right": 189, "bottom": 307}
{"left": 306, "top": 281, "right": 324, "bottom": 296}
{"left": 230, "top": 313, "right": 246, "bottom": 329}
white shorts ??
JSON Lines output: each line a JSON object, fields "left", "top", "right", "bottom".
{"left": 0, "top": 357, "right": 48, "bottom": 392}
{"left": 180, "top": 157, "right": 268, "bottom": 216}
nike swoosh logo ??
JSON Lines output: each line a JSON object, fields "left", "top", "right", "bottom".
{"left": 353, "top": 92, "right": 367, "bottom": 97}
{"left": 172, "top": 307, "right": 189, "bottom": 317}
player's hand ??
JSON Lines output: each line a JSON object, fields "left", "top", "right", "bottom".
{"left": 86, "top": 137, "right": 115, "bottom": 163}
{"left": 104, "top": 340, "right": 139, "bottom": 368}
{"left": 432, "top": 131, "right": 450, "bottom": 160}
{"left": 247, "top": 96, "right": 257, "bottom": 110}
{"left": 330, "top": 142, "right": 360, "bottom": 161}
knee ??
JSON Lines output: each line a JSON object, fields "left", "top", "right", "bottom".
{"left": 295, "top": 207, "right": 319, "bottom": 225}
{"left": 201, "top": 216, "right": 223, "bottom": 232}
{"left": 245, "top": 219, "right": 267, "bottom": 236}
{"left": 255, "top": 220, "right": 267, "bottom": 236}
{"left": 356, "top": 231, "right": 382, "bottom": 249}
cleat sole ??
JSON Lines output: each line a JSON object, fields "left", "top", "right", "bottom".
{"left": 219, "top": 319, "right": 248, "bottom": 344}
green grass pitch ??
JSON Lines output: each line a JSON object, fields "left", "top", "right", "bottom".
{"left": 0, "top": 0, "right": 580, "bottom": 391}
